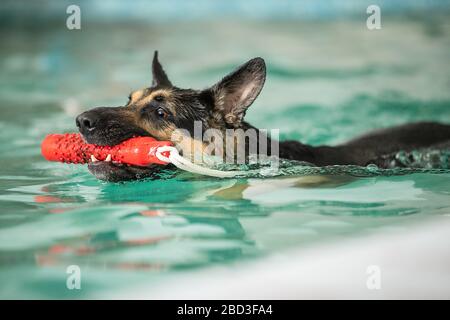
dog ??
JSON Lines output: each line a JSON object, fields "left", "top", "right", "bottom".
{"left": 76, "top": 51, "right": 450, "bottom": 181}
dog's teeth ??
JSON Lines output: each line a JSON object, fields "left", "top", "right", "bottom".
{"left": 105, "top": 154, "right": 112, "bottom": 162}
{"left": 91, "top": 155, "right": 98, "bottom": 162}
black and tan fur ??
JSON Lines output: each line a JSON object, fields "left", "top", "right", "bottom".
{"left": 76, "top": 51, "right": 450, "bottom": 181}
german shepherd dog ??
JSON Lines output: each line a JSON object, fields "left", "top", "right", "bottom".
{"left": 76, "top": 52, "right": 450, "bottom": 181}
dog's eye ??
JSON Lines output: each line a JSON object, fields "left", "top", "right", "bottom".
{"left": 154, "top": 95, "right": 164, "bottom": 102}
{"left": 155, "top": 107, "right": 168, "bottom": 119}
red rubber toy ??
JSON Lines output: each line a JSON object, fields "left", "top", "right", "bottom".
{"left": 41, "top": 133, "right": 173, "bottom": 166}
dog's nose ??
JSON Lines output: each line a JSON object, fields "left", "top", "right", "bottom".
{"left": 76, "top": 112, "right": 98, "bottom": 132}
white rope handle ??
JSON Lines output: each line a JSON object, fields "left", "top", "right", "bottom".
{"left": 155, "top": 146, "right": 246, "bottom": 178}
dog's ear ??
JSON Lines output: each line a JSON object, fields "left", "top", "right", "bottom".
{"left": 152, "top": 51, "right": 172, "bottom": 87}
{"left": 209, "top": 57, "right": 266, "bottom": 126}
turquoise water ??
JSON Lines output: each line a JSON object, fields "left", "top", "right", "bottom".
{"left": 1, "top": 17, "right": 450, "bottom": 298}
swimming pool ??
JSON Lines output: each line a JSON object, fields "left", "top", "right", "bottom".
{"left": 1, "top": 14, "right": 450, "bottom": 298}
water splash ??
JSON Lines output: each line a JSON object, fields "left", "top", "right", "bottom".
{"left": 206, "top": 149, "right": 450, "bottom": 179}
{"left": 380, "top": 149, "right": 450, "bottom": 169}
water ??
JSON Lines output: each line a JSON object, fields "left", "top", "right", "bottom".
{"left": 1, "top": 16, "right": 450, "bottom": 298}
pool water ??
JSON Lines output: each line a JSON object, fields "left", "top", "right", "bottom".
{"left": 1, "top": 17, "right": 450, "bottom": 298}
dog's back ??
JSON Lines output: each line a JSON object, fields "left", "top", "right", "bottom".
{"left": 280, "top": 122, "right": 450, "bottom": 167}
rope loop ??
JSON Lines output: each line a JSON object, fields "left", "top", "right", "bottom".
{"left": 155, "top": 146, "right": 245, "bottom": 178}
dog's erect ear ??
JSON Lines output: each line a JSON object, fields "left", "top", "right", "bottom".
{"left": 152, "top": 51, "right": 172, "bottom": 87}
{"left": 209, "top": 57, "right": 266, "bottom": 126}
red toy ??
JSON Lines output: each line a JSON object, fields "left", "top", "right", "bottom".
{"left": 41, "top": 133, "right": 173, "bottom": 166}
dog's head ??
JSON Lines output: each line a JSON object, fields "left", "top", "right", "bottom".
{"left": 76, "top": 52, "right": 266, "bottom": 181}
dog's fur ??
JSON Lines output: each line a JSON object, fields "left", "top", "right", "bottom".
{"left": 76, "top": 52, "right": 450, "bottom": 181}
